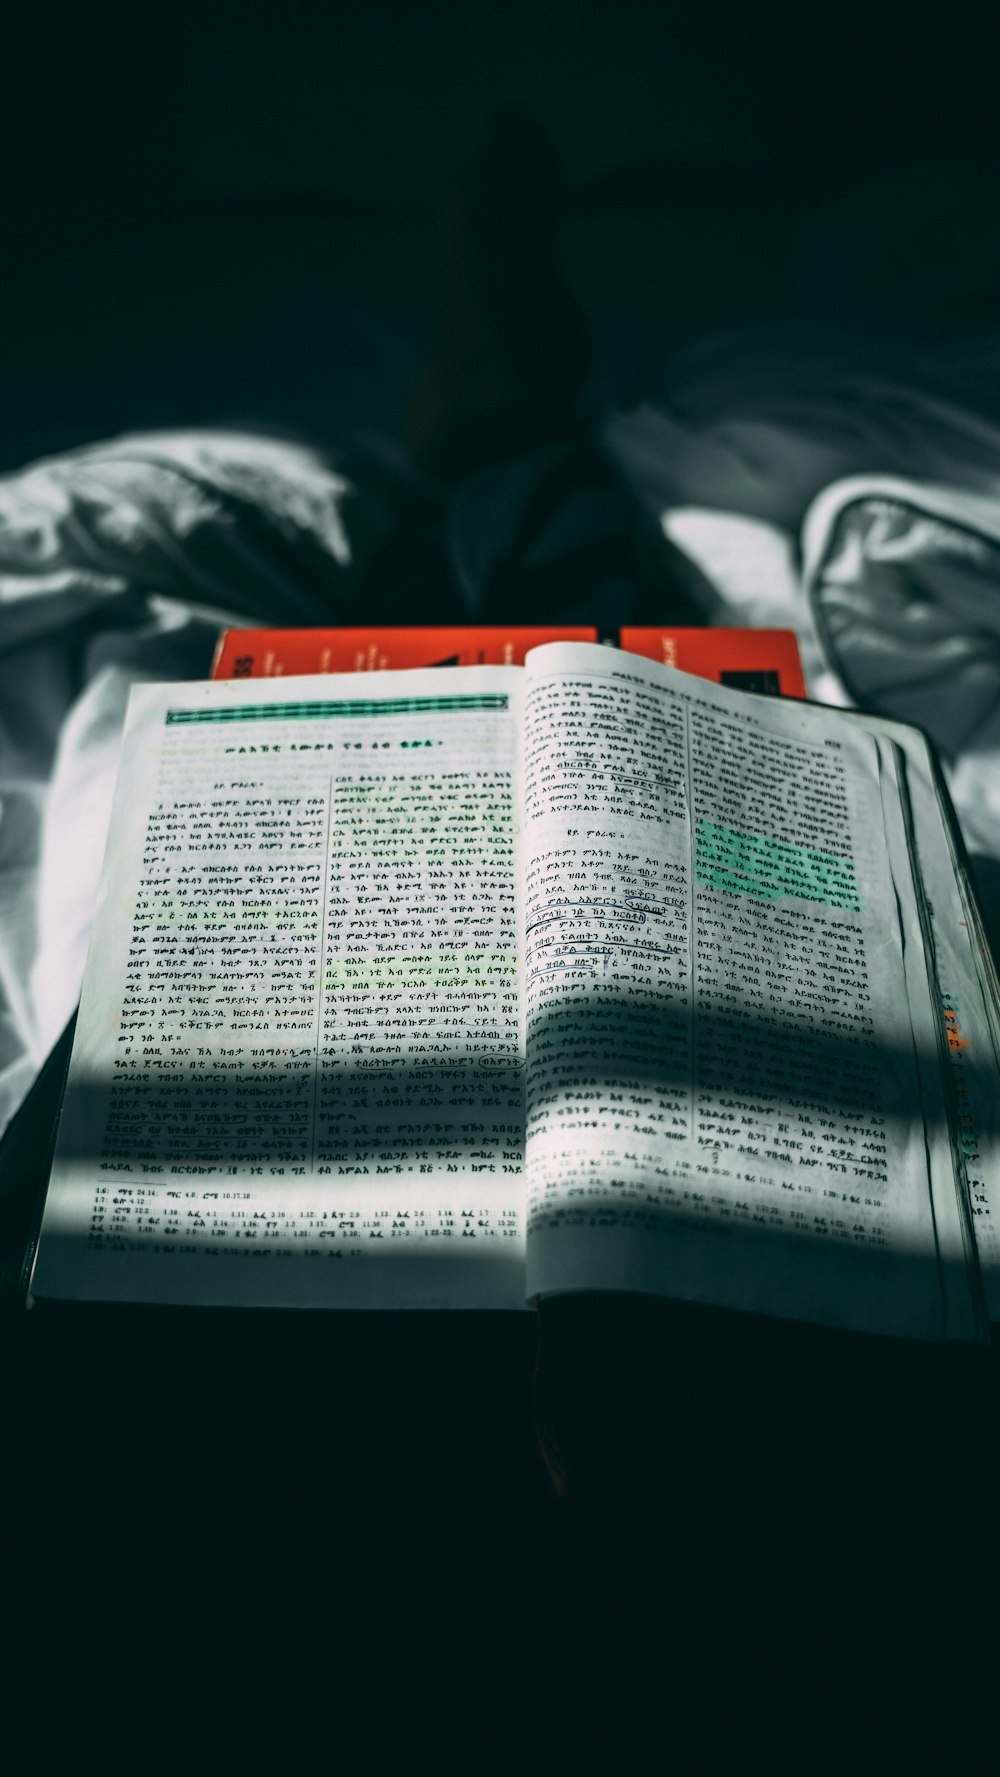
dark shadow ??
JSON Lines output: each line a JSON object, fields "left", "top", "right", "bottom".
{"left": 4, "top": 1000, "right": 999, "bottom": 1714}
{"left": 2, "top": 985, "right": 992, "bottom": 1336}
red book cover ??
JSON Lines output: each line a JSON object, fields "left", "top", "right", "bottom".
{"left": 211, "top": 623, "right": 806, "bottom": 698}
{"left": 211, "top": 625, "right": 598, "bottom": 678}
{"left": 618, "top": 627, "right": 806, "bottom": 698}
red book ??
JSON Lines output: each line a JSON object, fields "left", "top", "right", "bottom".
{"left": 619, "top": 627, "right": 806, "bottom": 698}
{"left": 211, "top": 623, "right": 806, "bottom": 699}
{"left": 210, "top": 625, "right": 598, "bottom": 677}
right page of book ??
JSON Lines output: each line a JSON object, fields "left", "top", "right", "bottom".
{"left": 521, "top": 641, "right": 979, "bottom": 1340}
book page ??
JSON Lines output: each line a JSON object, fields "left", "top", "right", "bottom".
{"left": 31, "top": 668, "right": 527, "bottom": 1309}
{"left": 861, "top": 716, "right": 1000, "bottom": 1322}
{"left": 522, "top": 642, "right": 972, "bottom": 1339}
{"left": 870, "top": 735, "right": 983, "bottom": 1342}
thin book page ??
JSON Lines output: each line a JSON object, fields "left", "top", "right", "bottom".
{"left": 863, "top": 716, "right": 1000, "bottom": 1324}
{"left": 31, "top": 667, "right": 528, "bottom": 1309}
{"left": 521, "top": 641, "right": 964, "bottom": 1340}
{"left": 872, "top": 734, "right": 983, "bottom": 1342}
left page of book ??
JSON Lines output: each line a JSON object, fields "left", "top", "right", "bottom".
{"left": 30, "top": 668, "right": 527, "bottom": 1309}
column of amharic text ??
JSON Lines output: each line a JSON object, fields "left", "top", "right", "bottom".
{"left": 104, "top": 786, "right": 326, "bottom": 1180}
{"left": 314, "top": 765, "right": 523, "bottom": 1187}
{"left": 523, "top": 669, "right": 696, "bottom": 1221}
{"left": 688, "top": 704, "right": 892, "bottom": 1252}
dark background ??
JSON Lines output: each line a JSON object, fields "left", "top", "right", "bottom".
{"left": 3, "top": 0, "right": 999, "bottom": 471}
{"left": 5, "top": 4, "right": 1000, "bottom": 1745}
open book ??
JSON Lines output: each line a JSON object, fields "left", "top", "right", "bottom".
{"left": 29, "top": 643, "right": 1000, "bottom": 1339}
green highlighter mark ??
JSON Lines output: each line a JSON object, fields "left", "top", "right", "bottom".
{"left": 695, "top": 821, "right": 861, "bottom": 911}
